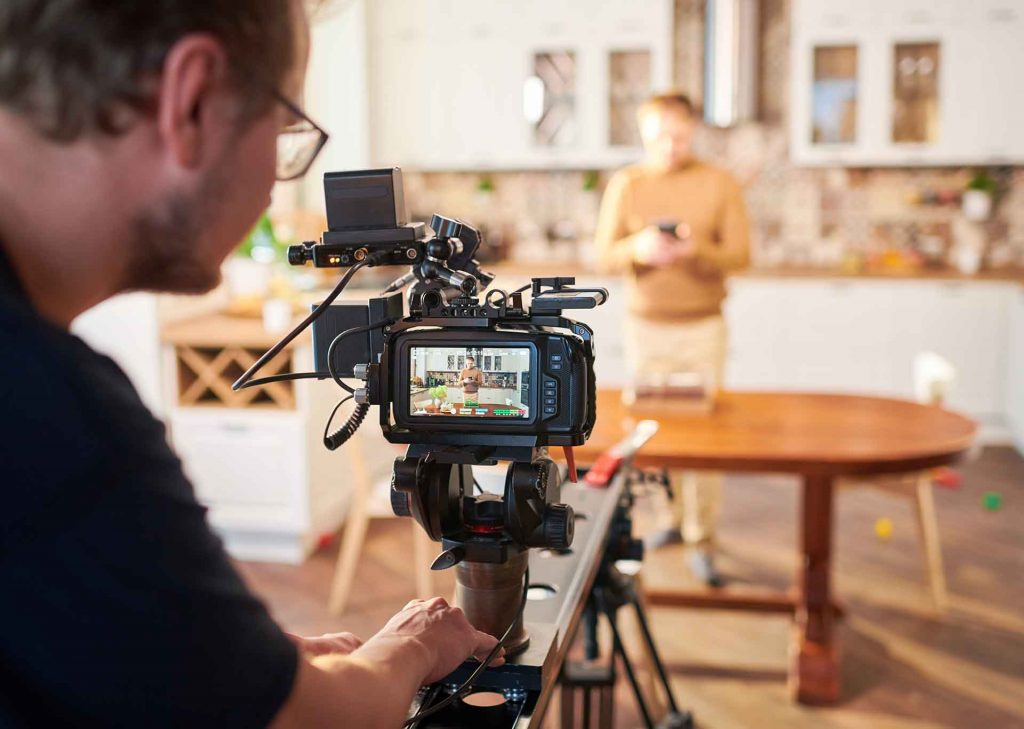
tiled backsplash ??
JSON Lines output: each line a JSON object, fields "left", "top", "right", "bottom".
{"left": 401, "top": 0, "right": 1024, "bottom": 271}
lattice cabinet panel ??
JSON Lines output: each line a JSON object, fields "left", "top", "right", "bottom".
{"left": 174, "top": 344, "right": 295, "bottom": 409}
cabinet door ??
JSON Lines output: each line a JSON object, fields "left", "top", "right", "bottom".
{"left": 725, "top": 279, "right": 896, "bottom": 393}
{"left": 727, "top": 277, "right": 1012, "bottom": 420}
{"left": 172, "top": 411, "right": 307, "bottom": 531}
{"left": 905, "top": 282, "right": 1010, "bottom": 418}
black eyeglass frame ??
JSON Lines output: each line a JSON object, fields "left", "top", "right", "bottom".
{"left": 272, "top": 89, "right": 329, "bottom": 182}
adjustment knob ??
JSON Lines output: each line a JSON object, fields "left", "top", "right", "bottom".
{"left": 390, "top": 486, "right": 412, "bottom": 517}
{"left": 430, "top": 213, "right": 463, "bottom": 239}
{"left": 542, "top": 503, "right": 574, "bottom": 550}
{"left": 287, "top": 243, "right": 311, "bottom": 266}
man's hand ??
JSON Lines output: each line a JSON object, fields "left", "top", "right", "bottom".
{"left": 288, "top": 631, "right": 364, "bottom": 657}
{"left": 634, "top": 225, "right": 695, "bottom": 266}
{"left": 270, "top": 597, "right": 507, "bottom": 729}
{"left": 359, "top": 597, "right": 504, "bottom": 684}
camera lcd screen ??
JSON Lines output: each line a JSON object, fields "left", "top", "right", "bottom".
{"left": 408, "top": 346, "right": 531, "bottom": 418}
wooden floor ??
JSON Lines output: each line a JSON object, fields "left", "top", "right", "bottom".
{"left": 238, "top": 446, "right": 1024, "bottom": 729}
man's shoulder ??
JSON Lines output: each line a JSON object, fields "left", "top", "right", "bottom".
{"left": 0, "top": 301, "right": 164, "bottom": 463}
{"left": 690, "top": 160, "right": 743, "bottom": 190}
{"left": 609, "top": 164, "right": 651, "bottom": 187}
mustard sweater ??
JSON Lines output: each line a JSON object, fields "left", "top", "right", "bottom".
{"left": 594, "top": 161, "right": 751, "bottom": 320}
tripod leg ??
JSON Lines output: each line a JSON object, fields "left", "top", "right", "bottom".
{"left": 597, "top": 593, "right": 656, "bottom": 729}
{"left": 626, "top": 584, "right": 682, "bottom": 715}
{"left": 583, "top": 599, "right": 600, "bottom": 661}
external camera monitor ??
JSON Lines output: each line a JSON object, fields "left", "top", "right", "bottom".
{"left": 408, "top": 346, "right": 532, "bottom": 419}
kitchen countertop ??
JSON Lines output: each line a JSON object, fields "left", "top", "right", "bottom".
{"left": 161, "top": 312, "right": 310, "bottom": 349}
{"left": 159, "top": 263, "right": 1024, "bottom": 346}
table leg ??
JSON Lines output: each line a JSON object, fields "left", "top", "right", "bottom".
{"left": 790, "top": 473, "right": 840, "bottom": 704}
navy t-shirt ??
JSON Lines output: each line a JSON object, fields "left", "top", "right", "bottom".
{"left": 0, "top": 248, "right": 297, "bottom": 727}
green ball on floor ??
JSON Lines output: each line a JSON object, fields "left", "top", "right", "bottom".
{"left": 982, "top": 491, "right": 1003, "bottom": 511}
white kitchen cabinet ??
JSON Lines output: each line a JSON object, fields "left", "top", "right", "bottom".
{"left": 366, "top": 0, "right": 673, "bottom": 170}
{"left": 1007, "top": 287, "right": 1024, "bottom": 452}
{"left": 723, "top": 277, "right": 1015, "bottom": 432}
{"left": 790, "top": 0, "right": 1024, "bottom": 166}
{"left": 163, "top": 331, "right": 351, "bottom": 564}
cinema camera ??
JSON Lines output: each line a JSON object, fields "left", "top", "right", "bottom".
{"left": 234, "top": 168, "right": 608, "bottom": 717}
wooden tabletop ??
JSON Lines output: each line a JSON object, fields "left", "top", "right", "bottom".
{"left": 577, "top": 389, "right": 977, "bottom": 477}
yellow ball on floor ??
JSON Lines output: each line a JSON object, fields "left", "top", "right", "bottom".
{"left": 874, "top": 517, "right": 894, "bottom": 540}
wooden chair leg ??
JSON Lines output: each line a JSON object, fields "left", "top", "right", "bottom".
{"left": 328, "top": 439, "right": 372, "bottom": 615}
{"left": 913, "top": 477, "right": 948, "bottom": 611}
{"left": 412, "top": 524, "right": 435, "bottom": 599}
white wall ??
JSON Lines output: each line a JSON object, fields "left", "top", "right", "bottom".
{"left": 300, "top": 0, "right": 371, "bottom": 208}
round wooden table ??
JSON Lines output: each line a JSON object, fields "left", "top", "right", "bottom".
{"left": 575, "top": 389, "right": 977, "bottom": 704}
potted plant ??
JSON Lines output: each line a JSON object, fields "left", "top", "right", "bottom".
{"left": 962, "top": 170, "right": 997, "bottom": 222}
{"left": 429, "top": 385, "right": 448, "bottom": 409}
{"left": 225, "top": 212, "right": 286, "bottom": 307}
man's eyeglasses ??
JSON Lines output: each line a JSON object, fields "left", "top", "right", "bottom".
{"left": 273, "top": 90, "right": 329, "bottom": 182}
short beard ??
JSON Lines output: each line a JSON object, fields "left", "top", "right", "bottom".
{"left": 123, "top": 173, "right": 225, "bottom": 295}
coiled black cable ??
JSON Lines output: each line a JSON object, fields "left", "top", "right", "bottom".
{"left": 322, "top": 395, "right": 369, "bottom": 451}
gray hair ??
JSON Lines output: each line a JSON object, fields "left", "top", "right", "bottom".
{"left": 0, "top": 0, "right": 297, "bottom": 141}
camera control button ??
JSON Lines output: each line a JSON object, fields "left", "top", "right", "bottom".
{"left": 544, "top": 397, "right": 556, "bottom": 406}
{"left": 543, "top": 406, "right": 557, "bottom": 416}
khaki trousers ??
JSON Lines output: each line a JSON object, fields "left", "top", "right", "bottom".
{"left": 625, "top": 315, "right": 727, "bottom": 548}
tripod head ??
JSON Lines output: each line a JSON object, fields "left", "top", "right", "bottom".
{"left": 390, "top": 444, "right": 575, "bottom": 654}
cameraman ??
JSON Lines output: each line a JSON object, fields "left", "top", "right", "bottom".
{"left": 0, "top": 2, "right": 500, "bottom": 727}
{"left": 595, "top": 92, "right": 750, "bottom": 587}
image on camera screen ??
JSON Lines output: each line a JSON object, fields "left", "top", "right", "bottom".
{"left": 409, "top": 346, "right": 531, "bottom": 418}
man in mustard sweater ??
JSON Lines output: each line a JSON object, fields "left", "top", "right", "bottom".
{"left": 595, "top": 92, "right": 751, "bottom": 586}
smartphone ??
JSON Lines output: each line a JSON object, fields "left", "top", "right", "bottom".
{"left": 656, "top": 220, "right": 680, "bottom": 238}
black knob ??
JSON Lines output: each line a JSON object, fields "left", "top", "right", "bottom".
{"left": 430, "top": 214, "right": 463, "bottom": 239}
{"left": 391, "top": 486, "right": 412, "bottom": 517}
{"left": 543, "top": 503, "right": 574, "bottom": 550}
{"left": 287, "top": 243, "right": 311, "bottom": 266}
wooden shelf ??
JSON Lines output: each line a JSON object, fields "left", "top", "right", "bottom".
{"left": 175, "top": 344, "right": 295, "bottom": 409}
